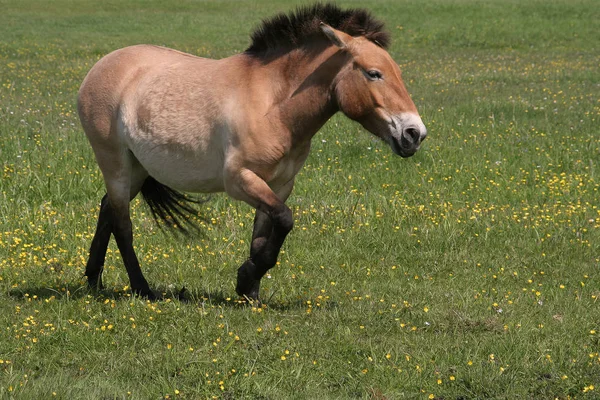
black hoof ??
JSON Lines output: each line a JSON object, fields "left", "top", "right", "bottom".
{"left": 132, "top": 287, "right": 161, "bottom": 301}
{"left": 236, "top": 280, "right": 261, "bottom": 302}
{"left": 177, "top": 286, "right": 188, "bottom": 302}
{"left": 236, "top": 260, "right": 261, "bottom": 301}
{"left": 87, "top": 275, "right": 104, "bottom": 290}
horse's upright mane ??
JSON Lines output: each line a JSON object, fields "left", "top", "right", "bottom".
{"left": 245, "top": 3, "right": 390, "bottom": 55}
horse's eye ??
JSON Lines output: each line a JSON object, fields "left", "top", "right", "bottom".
{"left": 366, "top": 69, "right": 382, "bottom": 80}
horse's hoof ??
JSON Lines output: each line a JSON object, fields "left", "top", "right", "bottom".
{"left": 236, "top": 260, "right": 261, "bottom": 301}
{"left": 87, "top": 276, "right": 104, "bottom": 290}
{"left": 236, "top": 276, "right": 261, "bottom": 301}
{"left": 177, "top": 286, "right": 188, "bottom": 302}
{"left": 133, "top": 287, "right": 161, "bottom": 301}
{"left": 235, "top": 281, "right": 260, "bottom": 303}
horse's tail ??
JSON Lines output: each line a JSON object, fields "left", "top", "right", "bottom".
{"left": 140, "top": 176, "right": 203, "bottom": 234}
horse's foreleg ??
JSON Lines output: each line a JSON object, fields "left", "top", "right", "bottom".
{"left": 232, "top": 172, "right": 294, "bottom": 301}
{"left": 85, "top": 194, "right": 112, "bottom": 289}
{"left": 250, "top": 210, "right": 273, "bottom": 259}
{"left": 236, "top": 210, "right": 271, "bottom": 299}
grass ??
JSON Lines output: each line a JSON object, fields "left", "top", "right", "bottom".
{"left": 0, "top": 0, "right": 598, "bottom": 398}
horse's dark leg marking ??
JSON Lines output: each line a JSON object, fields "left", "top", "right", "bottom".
{"left": 109, "top": 199, "right": 155, "bottom": 299}
{"left": 250, "top": 210, "right": 273, "bottom": 259}
{"left": 85, "top": 194, "right": 112, "bottom": 290}
{"left": 236, "top": 210, "right": 271, "bottom": 298}
{"left": 236, "top": 204, "right": 294, "bottom": 301}
{"left": 255, "top": 203, "right": 293, "bottom": 268}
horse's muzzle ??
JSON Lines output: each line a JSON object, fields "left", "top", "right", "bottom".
{"left": 389, "top": 123, "right": 427, "bottom": 158}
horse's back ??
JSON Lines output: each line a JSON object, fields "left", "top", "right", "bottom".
{"left": 78, "top": 45, "right": 209, "bottom": 130}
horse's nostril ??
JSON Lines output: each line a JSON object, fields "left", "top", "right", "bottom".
{"left": 404, "top": 127, "right": 420, "bottom": 143}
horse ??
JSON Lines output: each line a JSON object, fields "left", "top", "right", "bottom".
{"left": 77, "top": 3, "right": 427, "bottom": 301}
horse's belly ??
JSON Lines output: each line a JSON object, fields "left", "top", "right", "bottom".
{"left": 147, "top": 159, "right": 225, "bottom": 193}
{"left": 127, "top": 135, "right": 226, "bottom": 194}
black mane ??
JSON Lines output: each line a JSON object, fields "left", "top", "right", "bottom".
{"left": 245, "top": 3, "right": 390, "bottom": 55}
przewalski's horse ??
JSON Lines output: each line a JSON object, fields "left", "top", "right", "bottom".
{"left": 77, "top": 3, "right": 427, "bottom": 301}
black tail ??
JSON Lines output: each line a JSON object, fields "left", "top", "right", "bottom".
{"left": 140, "top": 177, "right": 204, "bottom": 234}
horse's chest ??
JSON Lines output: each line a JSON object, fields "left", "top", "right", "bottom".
{"left": 270, "top": 158, "right": 296, "bottom": 183}
{"left": 267, "top": 146, "right": 310, "bottom": 188}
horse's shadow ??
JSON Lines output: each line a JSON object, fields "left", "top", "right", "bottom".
{"left": 9, "top": 283, "right": 97, "bottom": 301}
{"left": 7, "top": 283, "right": 227, "bottom": 304}
{"left": 6, "top": 282, "right": 323, "bottom": 311}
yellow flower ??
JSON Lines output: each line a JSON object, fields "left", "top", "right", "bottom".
{"left": 583, "top": 385, "right": 595, "bottom": 393}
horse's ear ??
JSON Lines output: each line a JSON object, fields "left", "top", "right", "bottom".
{"left": 320, "top": 23, "right": 349, "bottom": 49}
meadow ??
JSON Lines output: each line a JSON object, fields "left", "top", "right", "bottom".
{"left": 0, "top": 0, "right": 598, "bottom": 398}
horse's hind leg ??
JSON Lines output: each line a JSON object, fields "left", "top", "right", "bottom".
{"left": 85, "top": 174, "right": 146, "bottom": 291}
{"left": 108, "top": 191, "right": 154, "bottom": 298}
{"left": 85, "top": 194, "right": 112, "bottom": 289}
{"left": 103, "top": 157, "right": 155, "bottom": 298}
{"left": 86, "top": 138, "right": 154, "bottom": 297}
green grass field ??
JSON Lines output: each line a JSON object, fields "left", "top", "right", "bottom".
{"left": 1, "top": 0, "right": 598, "bottom": 398}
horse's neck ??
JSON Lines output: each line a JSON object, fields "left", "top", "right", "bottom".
{"left": 268, "top": 46, "right": 348, "bottom": 144}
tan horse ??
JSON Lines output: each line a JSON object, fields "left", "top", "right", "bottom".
{"left": 77, "top": 3, "right": 427, "bottom": 301}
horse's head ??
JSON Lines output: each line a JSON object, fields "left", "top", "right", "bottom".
{"left": 322, "top": 24, "right": 427, "bottom": 158}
